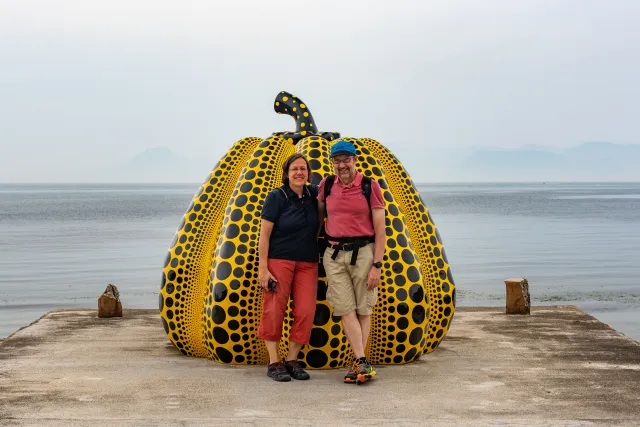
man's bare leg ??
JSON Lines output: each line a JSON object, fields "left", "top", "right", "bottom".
{"left": 357, "top": 314, "right": 371, "bottom": 353}
{"left": 341, "top": 311, "right": 365, "bottom": 358}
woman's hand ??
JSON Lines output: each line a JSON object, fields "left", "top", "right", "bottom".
{"left": 259, "top": 266, "right": 276, "bottom": 290}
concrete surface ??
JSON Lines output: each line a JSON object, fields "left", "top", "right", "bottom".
{"left": 1, "top": 306, "right": 639, "bottom": 427}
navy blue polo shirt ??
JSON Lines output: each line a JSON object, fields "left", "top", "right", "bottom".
{"left": 261, "top": 184, "right": 319, "bottom": 262}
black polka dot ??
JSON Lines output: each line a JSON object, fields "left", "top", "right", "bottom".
{"left": 401, "top": 250, "right": 414, "bottom": 265}
{"left": 409, "top": 327, "right": 423, "bottom": 345}
{"left": 407, "top": 266, "right": 419, "bottom": 283}
{"left": 404, "top": 347, "right": 418, "bottom": 362}
{"left": 409, "top": 285, "right": 424, "bottom": 304}
{"left": 213, "top": 283, "right": 227, "bottom": 302}
{"left": 230, "top": 209, "right": 243, "bottom": 222}
{"left": 216, "top": 347, "right": 233, "bottom": 363}
{"left": 412, "top": 305, "right": 426, "bottom": 324}
{"left": 226, "top": 224, "right": 240, "bottom": 239}
{"left": 392, "top": 218, "right": 403, "bottom": 233}
{"left": 220, "top": 242, "right": 236, "bottom": 259}
{"left": 216, "top": 262, "right": 232, "bottom": 281}
{"left": 236, "top": 195, "right": 248, "bottom": 207}
{"left": 398, "top": 317, "right": 409, "bottom": 330}
{"left": 314, "top": 304, "right": 331, "bottom": 326}
{"left": 214, "top": 327, "right": 229, "bottom": 344}
{"left": 397, "top": 303, "right": 409, "bottom": 316}
{"left": 309, "top": 328, "right": 329, "bottom": 348}
{"left": 212, "top": 306, "right": 226, "bottom": 324}
{"left": 306, "top": 350, "right": 328, "bottom": 368}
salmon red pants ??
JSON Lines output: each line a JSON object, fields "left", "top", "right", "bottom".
{"left": 257, "top": 258, "right": 318, "bottom": 344}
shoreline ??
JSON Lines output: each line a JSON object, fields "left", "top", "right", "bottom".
{"left": 3, "top": 297, "right": 640, "bottom": 342}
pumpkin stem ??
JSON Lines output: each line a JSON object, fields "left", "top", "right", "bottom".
{"left": 273, "top": 91, "right": 340, "bottom": 143}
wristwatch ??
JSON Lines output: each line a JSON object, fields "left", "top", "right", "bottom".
{"left": 372, "top": 261, "right": 382, "bottom": 268}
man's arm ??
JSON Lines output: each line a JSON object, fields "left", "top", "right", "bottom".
{"left": 367, "top": 207, "right": 386, "bottom": 289}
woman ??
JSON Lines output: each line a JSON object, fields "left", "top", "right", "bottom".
{"left": 257, "top": 153, "right": 319, "bottom": 382}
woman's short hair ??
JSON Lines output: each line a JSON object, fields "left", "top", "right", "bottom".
{"left": 282, "top": 153, "right": 312, "bottom": 184}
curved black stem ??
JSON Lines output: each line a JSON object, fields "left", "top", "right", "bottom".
{"left": 273, "top": 91, "right": 340, "bottom": 144}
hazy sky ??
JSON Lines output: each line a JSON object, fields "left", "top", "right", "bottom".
{"left": 1, "top": 0, "right": 638, "bottom": 182}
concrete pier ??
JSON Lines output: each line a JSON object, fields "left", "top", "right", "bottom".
{"left": 1, "top": 306, "right": 639, "bottom": 426}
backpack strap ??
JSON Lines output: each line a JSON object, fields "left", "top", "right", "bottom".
{"left": 361, "top": 176, "right": 372, "bottom": 212}
{"left": 324, "top": 175, "right": 336, "bottom": 199}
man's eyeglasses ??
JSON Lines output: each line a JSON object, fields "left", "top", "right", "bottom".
{"left": 332, "top": 156, "right": 354, "bottom": 166}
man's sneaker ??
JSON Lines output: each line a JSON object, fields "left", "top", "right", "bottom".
{"left": 284, "top": 360, "right": 310, "bottom": 380}
{"left": 352, "top": 358, "right": 376, "bottom": 385}
{"left": 267, "top": 361, "right": 291, "bottom": 382}
{"left": 344, "top": 364, "right": 358, "bottom": 384}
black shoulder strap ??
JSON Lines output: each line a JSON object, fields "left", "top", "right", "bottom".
{"left": 361, "top": 176, "right": 372, "bottom": 212}
{"left": 325, "top": 175, "right": 336, "bottom": 199}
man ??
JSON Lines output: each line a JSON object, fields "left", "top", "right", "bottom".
{"left": 317, "top": 140, "right": 386, "bottom": 384}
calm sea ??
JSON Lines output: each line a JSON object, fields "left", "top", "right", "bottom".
{"left": 1, "top": 182, "right": 639, "bottom": 340}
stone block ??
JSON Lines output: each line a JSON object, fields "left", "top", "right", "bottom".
{"left": 505, "top": 277, "right": 530, "bottom": 315}
{"left": 98, "top": 284, "right": 123, "bottom": 318}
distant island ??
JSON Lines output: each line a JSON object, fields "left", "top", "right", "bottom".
{"left": 460, "top": 142, "right": 640, "bottom": 182}
{"left": 71, "top": 142, "right": 640, "bottom": 183}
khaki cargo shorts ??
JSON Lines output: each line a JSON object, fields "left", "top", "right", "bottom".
{"left": 323, "top": 243, "right": 378, "bottom": 317}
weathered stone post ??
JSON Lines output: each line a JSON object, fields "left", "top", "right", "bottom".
{"left": 98, "top": 284, "right": 123, "bottom": 318}
{"left": 505, "top": 277, "right": 530, "bottom": 315}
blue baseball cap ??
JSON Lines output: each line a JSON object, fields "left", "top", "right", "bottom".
{"left": 330, "top": 140, "right": 357, "bottom": 158}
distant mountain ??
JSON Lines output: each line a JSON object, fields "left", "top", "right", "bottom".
{"left": 460, "top": 142, "right": 640, "bottom": 181}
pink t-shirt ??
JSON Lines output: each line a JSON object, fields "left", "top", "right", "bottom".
{"left": 317, "top": 171, "right": 385, "bottom": 238}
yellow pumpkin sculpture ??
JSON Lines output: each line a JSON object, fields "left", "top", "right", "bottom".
{"left": 159, "top": 91, "right": 455, "bottom": 369}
